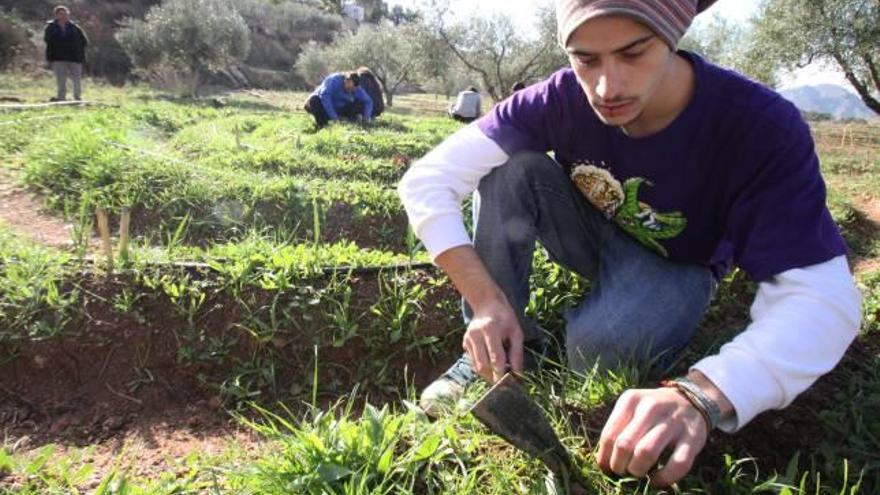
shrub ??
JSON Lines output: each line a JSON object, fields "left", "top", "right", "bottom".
{"left": 0, "top": 13, "right": 35, "bottom": 70}
{"left": 235, "top": 0, "right": 341, "bottom": 72}
{"left": 117, "top": 0, "right": 250, "bottom": 94}
{"left": 295, "top": 41, "right": 330, "bottom": 88}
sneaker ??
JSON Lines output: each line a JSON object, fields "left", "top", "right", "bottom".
{"left": 419, "top": 354, "right": 476, "bottom": 418}
{"left": 419, "top": 339, "right": 549, "bottom": 418}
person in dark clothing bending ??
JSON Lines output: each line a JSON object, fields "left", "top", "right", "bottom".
{"left": 356, "top": 67, "right": 385, "bottom": 118}
{"left": 44, "top": 5, "right": 88, "bottom": 101}
{"left": 304, "top": 72, "right": 374, "bottom": 129}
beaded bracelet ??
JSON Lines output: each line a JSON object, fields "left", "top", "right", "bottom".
{"left": 661, "top": 377, "right": 721, "bottom": 431}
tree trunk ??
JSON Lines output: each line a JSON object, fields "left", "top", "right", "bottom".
{"left": 384, "top": 88, "right": 394, "bottom": 107}
{"left": 833, "top": 52, "right": 880, "bottom": 115}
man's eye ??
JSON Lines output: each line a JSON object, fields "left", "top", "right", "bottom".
{"left": 623, "top": 50, "right": 645, "bottom": 59}
{"left": 574, "top": 55, "right": 598, "bottom": 67}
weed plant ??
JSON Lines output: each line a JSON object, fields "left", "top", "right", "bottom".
{"left": 0, "top": 225, "right": 78, "bottom": 344}
{"left": 7, "top": 102, "right": 453, "bottom": 251}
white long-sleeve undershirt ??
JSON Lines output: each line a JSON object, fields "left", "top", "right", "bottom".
{"left": 397, "top": 124, "right": 862, "bottom": 432}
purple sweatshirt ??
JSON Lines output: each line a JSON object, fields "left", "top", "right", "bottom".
{"left": 477, "top": 51, "right": 846, "bottom": 281}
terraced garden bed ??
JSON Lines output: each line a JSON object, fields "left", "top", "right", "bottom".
{"left": 0, "top": 73, "right": 878, "bottom": 494}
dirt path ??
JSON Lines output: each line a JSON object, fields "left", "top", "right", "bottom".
{"left": 2, "top": 410, "right": 263, "bottom": 492}
{"left": 0, "top": 169, "right": 94, "bottom": 250}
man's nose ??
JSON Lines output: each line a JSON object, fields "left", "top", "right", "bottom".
{"left": 595, "top": 65, "right": 622, "bottom": 101}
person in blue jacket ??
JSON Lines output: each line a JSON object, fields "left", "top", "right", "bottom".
{"left": 304, "top": 72, "right": 374, "bottom": 128}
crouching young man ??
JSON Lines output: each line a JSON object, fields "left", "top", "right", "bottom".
{"left": 397, "top": 0, "right": 861, "bottom": 487}
{"left": 304, "top": 71, "right": 374, "bottom": 129}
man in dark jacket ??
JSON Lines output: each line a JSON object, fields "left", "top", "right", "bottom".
{"left": 44, "top": 6, "right": 88, "bottom": 101}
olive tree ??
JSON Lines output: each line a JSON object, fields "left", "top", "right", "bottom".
{"left": 295, "top": 23, "right": 436, "bottom": 107}
{"left": 295, "top": 42, "right": 330, "bottom": 88}
{"left": 420, "top": 59, "right": 479, "bottom": 100}
{"left": 427, "top": 3, "right": 567, "bottom": 102}
{"left": 235, "top": 0, "right": 340, "bottom": 71}
{"left": 117, "top": 0, "right": 250, "bottom": 94}
{"left": 747, "top": 0, "right": 879, "bottom": 114}
{"left": 681, "top": 15, "right": 779, "bottom": 87}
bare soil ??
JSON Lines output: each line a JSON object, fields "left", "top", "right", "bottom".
{"left": 0, "top": 273, "right": 461, "bottom": 486}
{"left": 0, "top": 169, "right": 96, "bottom": 249}
{"left": 853, "top": 195, "right": 880, "bottom": 274}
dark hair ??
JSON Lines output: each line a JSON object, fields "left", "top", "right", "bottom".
{"left": 54, "top": 5, "right": 70, "bottom": 14}
{"left": 344, "top": 72, "right": 361, "bottom": 86}
{"left": 467, "top": 86, "right": 478, "bottom": 92}
{"left": 511, "top": 81, "right": 526, "bottom": 92}
{"left": 355, "top": 67, "right": 384, "bottom": 117}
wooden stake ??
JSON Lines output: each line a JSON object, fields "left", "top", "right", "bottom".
{"left": 118, "top": 207, "right": 131, "bottom": 263}
{"left": 95, "top": 207, "right": 113, "bottom": 272}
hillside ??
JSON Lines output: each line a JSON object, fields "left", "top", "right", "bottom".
{"left": 0, "top": 0, "right": 160, "bottom": 82}
{"left": 0, "top": 0, "right": 342, "bottom": 88}
{"left": 781, "top": 84, "right": 878, "bottom": 120}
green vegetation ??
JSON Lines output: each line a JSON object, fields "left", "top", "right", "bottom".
{"left": 3, "top": 83, "right": 455, "bottom": 251}
{"left": 0, "top": 74, "right": 878, "bottom": 494}
{"left": 0, "top": 226, "right": 75, "bottom": 343}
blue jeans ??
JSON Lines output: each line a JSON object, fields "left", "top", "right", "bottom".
{"left": 466, "top": 152, "right": 715, "bottom": 372}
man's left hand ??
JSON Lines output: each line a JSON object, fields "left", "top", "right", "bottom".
{"left": 596, "top": 386, "right": 708, "bottom": 487}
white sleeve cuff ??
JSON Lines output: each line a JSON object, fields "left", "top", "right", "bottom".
{"left": 691, "top": 255, "right": 861, "bottom": 433}
{"left": 419, "top": 213, "right": 473, "bottom": 262}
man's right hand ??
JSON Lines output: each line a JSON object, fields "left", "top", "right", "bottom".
{"left": 463, "top": 296, "right": 525, "bottom": 383}
{"left": 435, "top": 245, "right": 525, "bottom": 383}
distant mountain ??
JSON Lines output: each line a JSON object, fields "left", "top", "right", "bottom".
{"left": 780, "top": 84, "right": 877, "bottom": 120}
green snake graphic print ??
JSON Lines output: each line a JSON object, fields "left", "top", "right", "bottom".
{"left": 570, "top": 164, "right": 686, "bottom": 257}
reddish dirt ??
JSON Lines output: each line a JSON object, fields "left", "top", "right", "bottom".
{"left": 0, "top": 278, "right": 249, "bottom": 487}
{"left": 853, "top": 195, "right": 880, "bottom": 274}
{"left": 0, "top": 170, "right": 95, "bottom": 249}
{"left": 0, "top": 271, "right": 462, "bottom": 487}
{"left": 323, "top": 203, "right": 410, "bottom": 252}
{"left": 565, "top": 334, "right": 880, "bottom": 482}
{"left": 1, "top": 397, "right": 262, "bottom": 491}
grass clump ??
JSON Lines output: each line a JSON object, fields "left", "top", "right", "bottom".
{"left": 232, "top": 402, "right": 474, "bottom": 494}
{"left": 19, "top": 113, "right": 405, "bottom": 248}
{"left": 858, "top": 269, "right": 880, "bottom": 335}
{"left": 0, "top": 225, "right": 77, "bottom": 344}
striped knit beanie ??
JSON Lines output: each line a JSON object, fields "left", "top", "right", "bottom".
{"left": 556, "top": 0, "right": 719, "bottom": 49}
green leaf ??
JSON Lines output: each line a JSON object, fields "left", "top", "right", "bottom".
{"left": 316, "top": 462, "right": 353, "bottom": 483}
{"left": 377, "top": 446, "right": 395, "bottom": 474}
{"left": 25, "top": 445, "right": 55, "bottom": 474}
{"left": 306, "top": 432, "right": 327, "bottom": 454}
{"left": 412, "top": 434, "right": 442, "bottom": 462}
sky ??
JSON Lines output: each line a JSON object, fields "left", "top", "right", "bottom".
{"left": 388, "top": 0, "right": 851, "bottom": 90}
